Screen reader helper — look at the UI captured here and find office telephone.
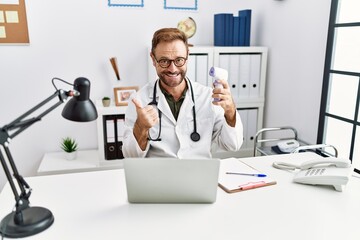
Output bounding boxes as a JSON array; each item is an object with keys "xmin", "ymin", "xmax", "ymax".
[
  {"xmin": 277, "ymin": 139, "xmax": 300, "ymax": 153},
  {"xmin": 273, "ymin": 158, "xmax": 352, "ymax": 192}
]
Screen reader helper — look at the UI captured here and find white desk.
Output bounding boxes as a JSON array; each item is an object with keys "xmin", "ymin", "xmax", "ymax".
[{"xmin": 1, "ymin": 153, "xmax": 359, "ymax": 240}]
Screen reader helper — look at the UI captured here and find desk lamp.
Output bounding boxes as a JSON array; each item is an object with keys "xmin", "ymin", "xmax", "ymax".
[{"xmin": 0, "ymin": 77, "xmax": 98, "ymax": 238}]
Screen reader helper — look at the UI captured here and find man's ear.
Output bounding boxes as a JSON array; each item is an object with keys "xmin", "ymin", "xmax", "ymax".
[{"xmin": 150, "ymin": 52, "xmax": 156, "ymax": 67}]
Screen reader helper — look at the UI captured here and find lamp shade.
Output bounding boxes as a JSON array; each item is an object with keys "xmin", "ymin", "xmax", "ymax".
[{"xmin": 62, "ymin": 77, "xmax": 98, "ymax": 122}]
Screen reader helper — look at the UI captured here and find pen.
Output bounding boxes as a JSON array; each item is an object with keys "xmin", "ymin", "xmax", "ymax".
[{"xmin": 226, "ymin": 172, "xmax": 267, "ymax": 177}]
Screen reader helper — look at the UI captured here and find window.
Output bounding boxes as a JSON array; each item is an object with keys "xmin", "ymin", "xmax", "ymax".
[{"xmin": 318, "ymin": 0, "xmax": 360, "ymax": 169}]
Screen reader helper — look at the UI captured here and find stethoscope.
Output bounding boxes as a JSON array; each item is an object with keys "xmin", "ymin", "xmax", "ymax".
[{"xmin": 147, "ymin": 78, "xmax": 200, "ymax": 142}]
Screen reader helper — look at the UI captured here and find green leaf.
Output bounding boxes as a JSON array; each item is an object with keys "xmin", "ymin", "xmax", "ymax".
[{"xmin": 61, "ymin": 137, "xmax": 78, "ymax": 153}]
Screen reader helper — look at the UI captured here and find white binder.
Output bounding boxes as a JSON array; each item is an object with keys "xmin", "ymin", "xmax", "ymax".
[
  {"xmin": 246, "ymin": 108, "xmax": 258, "ymax": 149},
  {"xmin": 249, "ymin": 54, "xmax": 261, "ymax": 98},
  {"xmin": 238, "ymin": 54, "xmax": 251, "ymax": 98},
  {"xmin": 187, "ymin": 54, "xmax": 196, "ymax": 81},
  {"xmin": 196, "ymin": 54, "xmax": 209, "ymax": 86},
  {"xmin": 229, "ymin": 54, "xmax": 240, "ymax": 99},
  {"xmin": 237, "ymin": 109, "xmax": 248, "ymax": 148}
]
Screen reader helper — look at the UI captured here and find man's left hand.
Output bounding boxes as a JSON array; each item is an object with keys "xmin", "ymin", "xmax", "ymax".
[{"xmin": 212, "ymin": 79, "xmax": 236, "ymax": 127}]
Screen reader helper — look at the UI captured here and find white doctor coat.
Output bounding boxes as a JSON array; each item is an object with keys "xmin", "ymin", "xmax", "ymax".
[{"xmin": 122, "ymin": 79, "xmax": 243, "ymax": 158}]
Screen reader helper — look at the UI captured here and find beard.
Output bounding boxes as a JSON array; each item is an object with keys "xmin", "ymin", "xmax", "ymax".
[{"xmin": 158, "ymin": 69, "xmax": 187, "ymax": 88}]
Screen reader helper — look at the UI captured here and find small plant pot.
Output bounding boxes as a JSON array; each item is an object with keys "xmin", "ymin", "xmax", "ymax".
[
  {"xmin": 65, "ymin": 151, "xmax": 77, "ymax": 161},
  {"xmin": 102, "ymin": 99, "xmax": 111, "ymax": 107}
]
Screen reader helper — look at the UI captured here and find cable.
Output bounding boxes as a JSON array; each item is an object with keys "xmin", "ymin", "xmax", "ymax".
[{"xmin": 51, "ymin": 77, "xmax": 73, "ymax": 91}]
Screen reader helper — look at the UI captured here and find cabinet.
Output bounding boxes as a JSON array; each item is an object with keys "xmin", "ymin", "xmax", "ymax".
[{"xmin": 149, "ymin": 46, "xmax": 268, "ymax": 158}]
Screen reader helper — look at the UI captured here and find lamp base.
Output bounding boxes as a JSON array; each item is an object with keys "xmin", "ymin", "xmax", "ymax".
[{"xmin": 0, "ymin": 206, "xmax": 54, "ymax": 238}]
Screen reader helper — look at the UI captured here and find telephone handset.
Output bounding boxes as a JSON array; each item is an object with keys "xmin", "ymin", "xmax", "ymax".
[
  {"xmin": 298, "ymin": 158, "xmax": 351, "ymax": 170},
  {"xmin": 273, "ymin": 158, "xmax": 352, "ymax": 192}
]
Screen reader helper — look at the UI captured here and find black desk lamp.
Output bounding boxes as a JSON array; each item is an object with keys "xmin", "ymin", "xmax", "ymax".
[{"xmin": 0, "ymin": 77, "xmax": 98, "ymax": 238}]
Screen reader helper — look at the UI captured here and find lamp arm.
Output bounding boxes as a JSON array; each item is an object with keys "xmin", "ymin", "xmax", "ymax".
[
  {"xmin": 0, "ymin": 89, "xmax": 69, "ymax": 223},
  {"xmin": 3, "ymin": 90, "xmax": 68, "ymax": 137}
]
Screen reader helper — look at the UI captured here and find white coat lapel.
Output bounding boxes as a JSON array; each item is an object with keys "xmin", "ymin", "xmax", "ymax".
[
  {"xmin": 155, "ymin": 84, "xmax": 177, "ymax": 125},
  {"xmin": 177, "ymin": 80, "xmax": 195, "ymax": 121}
]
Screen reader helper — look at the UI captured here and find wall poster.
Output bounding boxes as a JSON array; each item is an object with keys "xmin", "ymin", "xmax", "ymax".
[
  {"xmin": 0, "ymin": 0, "xmax": 29, "ymax": 44},
  {"xmin": 108, "ymin": 0, "xmax": 144, "ymax": 8},
  {"xmin": 164, "ymin": 0, "xmax": 198, "ymax": 10}
]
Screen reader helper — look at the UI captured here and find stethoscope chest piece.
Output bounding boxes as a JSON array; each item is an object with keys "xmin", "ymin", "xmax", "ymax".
[{"xmin": 190, "ymin": 132, "xmax": 200, "ymax": 142}]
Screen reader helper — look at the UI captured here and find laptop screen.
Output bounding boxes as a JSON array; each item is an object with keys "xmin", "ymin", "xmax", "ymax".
[{"xmin": 123, "ymin": 158, "xmax": 220, "ymax": 203}]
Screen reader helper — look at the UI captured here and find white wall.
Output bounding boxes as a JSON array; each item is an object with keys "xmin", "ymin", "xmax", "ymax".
[{"xmin": 0, "ymin": 0, "xmax": 331, "ymax": 190}]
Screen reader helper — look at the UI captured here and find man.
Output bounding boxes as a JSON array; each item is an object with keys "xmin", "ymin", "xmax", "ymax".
[{"xmin": 123, "ymin": 28, "xmax": 243, "ymax": 158}]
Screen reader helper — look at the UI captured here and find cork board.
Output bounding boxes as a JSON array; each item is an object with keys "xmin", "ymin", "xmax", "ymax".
[{"xmin": 0, "ymin": 0, "xmax": 29, "ymax": 44}]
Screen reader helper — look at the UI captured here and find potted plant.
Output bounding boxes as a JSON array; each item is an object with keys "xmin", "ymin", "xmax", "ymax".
[
  {"xmin": 61, "ymin": 137, "xmax": 78, "ymax": 160},
  {"xmin": 102, "ymin": 97, "xmax": 111, "ymax": 107}
]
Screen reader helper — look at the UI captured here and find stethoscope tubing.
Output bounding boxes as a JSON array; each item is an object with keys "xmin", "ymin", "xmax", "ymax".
[{"xmin": 147, "ymin": 78, "xmax": 200, "ymax": 142}]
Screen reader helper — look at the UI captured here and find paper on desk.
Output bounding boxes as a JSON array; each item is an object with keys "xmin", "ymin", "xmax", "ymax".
[{"xmin": 218, "ymin": 158, "xmax": 276, "ymax": 193}]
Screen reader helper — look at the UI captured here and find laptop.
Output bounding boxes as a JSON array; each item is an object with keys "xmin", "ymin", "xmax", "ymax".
[{"xmin": 123, "ymin": 158, "xmax": 220, "ymax": 203}]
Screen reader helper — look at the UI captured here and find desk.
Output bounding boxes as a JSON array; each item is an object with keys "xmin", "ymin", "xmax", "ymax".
[{"xmin": 1, "ymin": 152, "xmax": 359, "ymax": 240}]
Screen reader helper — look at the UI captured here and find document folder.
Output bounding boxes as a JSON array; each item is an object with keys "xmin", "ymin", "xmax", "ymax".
[
  {"xmin": 103, "ymin": 114, "xmax": 125, "ymax": 160},
  {"xmin": 218, "ymin": 158, "xmax": 276, "ymax": 193}
]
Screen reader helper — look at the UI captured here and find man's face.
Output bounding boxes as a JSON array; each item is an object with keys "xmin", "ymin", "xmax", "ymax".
[{"xmin": 151, "ymin": 40, "xmax": 188, "ymax": 88}]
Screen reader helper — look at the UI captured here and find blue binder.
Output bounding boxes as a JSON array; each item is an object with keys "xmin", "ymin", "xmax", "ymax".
[
  {"xmin": 214, "ymin": 13, "xmax": 233, "ymax": 46},
  {"xmin": 214, "ymin": 14, "xmax": 226, "ymax": 46},
  {"xmin": 224, "ymin": 13, "xmax": 234, "ymax": 46},
  {"xmin": 233, "ymin": 16, "xmax": 240, "ymax": 46},
  {"xmin": 239, "ymin": 9, "xmax": 252, "ymax": 46}
]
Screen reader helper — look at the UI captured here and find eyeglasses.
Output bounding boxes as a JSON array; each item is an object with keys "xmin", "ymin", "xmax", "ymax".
[{"xmin": 154, "ymin": 56, "xmax": 188, "ymax": 68}]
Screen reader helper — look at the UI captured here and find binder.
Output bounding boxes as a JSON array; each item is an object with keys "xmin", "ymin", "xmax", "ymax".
[
  {"xmin": 218, "ymin": 53, "xmax": 230, "ymax": 71},
  {"xmin": 218, "ymin": 158, "xmax": 276, "ymax": 193},
  {"xmin": 239, "ymin": 9, "xmax": 252, "ymax": 46},
  {"xmin": 232, "ymin": 16, "xmax": 240, "ymax": 46},
  {"xmin": 195, "ymin": 54, "xmax": 209, "ymax": 87},
  {"xmin": 116, "ymin": 116, "xmax": 125, "ymax": 159},
  {"xmin": 103, "ymin": 115, "xmax": 117, "ymax": 160},
  {"xmin": 246, "ymin": 108, "xmax": 258, "ymax": 149},
  {"xmin": 103, "ymin": 114, "xmax": 125, "ymax": 160},
  {"xmin": 214, "ymin": 14, "xmax": 226, "ymax": 46},
  {"xmin": 249, "ymin": 54, "xmax": 261, "ymax": 98},
  {"xmin": 237, "ymin": 109, "xmax": 248, "ymax": 148},
  {"xmin": 237, "ymin": 108, "xmax": 258, "ymax": 149},
  {"xmin": 229, "ymin": 54, "xmax": 240, "ymax": 99},
  {"xmin": 238, "ymin": 15, "xmax": 246, "ymax": 46},
  {"xmin": 238, "ymin": 54, "xmax": 251, "ymax": 98},
  {"xmin": 187, "ymin": 54, "xmax": 196, "ymax": 82},
  {"xmin": 224, "ymin": 13, "xmax": 234, "ymax": 46}
]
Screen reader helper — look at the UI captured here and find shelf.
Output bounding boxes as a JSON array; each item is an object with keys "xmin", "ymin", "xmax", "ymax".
[{"xmin": 37, "ymin": 149, "xmax": 123, "ymax": 176}]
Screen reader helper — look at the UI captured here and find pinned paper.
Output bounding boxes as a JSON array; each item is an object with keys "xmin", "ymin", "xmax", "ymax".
[
  {"xmin": 0, "ymin": 11, "xmax": 4, "ymax": 23},
  {"xmin": 0, "ymin": 0, "xmax": 19, "ymax": 4},
  {"xmin": 0, "ymin": 26, "xmax": 6, "ymax": 38},
  {"xmin": 5, "ymin": 11, "xmax": 19, "ymax": 23}
]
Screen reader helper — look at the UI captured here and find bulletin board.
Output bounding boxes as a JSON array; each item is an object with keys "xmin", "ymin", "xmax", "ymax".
[{"xmin": 0, "ymin": 0, "xmax": 29, "ymax": 44}]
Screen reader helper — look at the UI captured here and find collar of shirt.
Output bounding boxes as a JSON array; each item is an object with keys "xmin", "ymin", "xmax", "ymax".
[{"xmin": 159, "ymin": 82, "xmax": 187, "ymax": 121}]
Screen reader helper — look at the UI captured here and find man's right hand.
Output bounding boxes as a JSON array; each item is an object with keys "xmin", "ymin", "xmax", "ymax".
[
  {"xmin": 132, "ymin": 98, "xmax": 159, "ymax": 129},
  {"xmin": 132, "ymin": 98, "xmax": 159, "ymax": 150}
]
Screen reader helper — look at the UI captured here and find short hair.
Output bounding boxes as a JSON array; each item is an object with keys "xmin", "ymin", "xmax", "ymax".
[{"xmin": 151, "ymin": 28, "xmax": 189, "ymax": 54}]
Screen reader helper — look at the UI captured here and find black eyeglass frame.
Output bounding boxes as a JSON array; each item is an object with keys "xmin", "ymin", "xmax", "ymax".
[{"xmin": 153, "ymin": 56, "xmax": 188, "ymax": 68}]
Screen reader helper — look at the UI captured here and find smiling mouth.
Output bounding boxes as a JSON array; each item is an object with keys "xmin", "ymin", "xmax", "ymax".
[{"xmin": 164, "ymin": 72, "xmax": 180, "ymax": 78}]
